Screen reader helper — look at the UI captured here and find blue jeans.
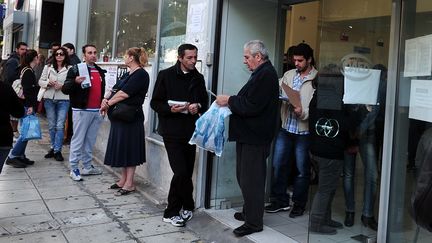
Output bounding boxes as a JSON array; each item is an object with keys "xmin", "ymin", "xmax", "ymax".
[
  {"xmin": 343, "ymin": 133, "xmax": 378, "ymax": 217},
  {"xmin": 44, "ymin": 99, "xmax": 70, "ymax": 152},
  {"xmin": 270, "ymin": 129, "xmax": 311, "ymax": 207},
  {"xmin": 10, "ymin": 109, "xmax": 33, "ymax": 159}
]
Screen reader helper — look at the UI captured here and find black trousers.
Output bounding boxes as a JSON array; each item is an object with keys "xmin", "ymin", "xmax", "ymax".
[
  {"xmin": 163, "ymin": 139, "xmax": 196, "ymax": 218},
  {"xmin": 236, "ymin": 142, "xmax": 270, "ymax": 230}
]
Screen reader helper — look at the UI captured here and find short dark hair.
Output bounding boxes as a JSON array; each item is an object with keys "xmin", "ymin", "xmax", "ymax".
[
  {"xmin": 293, "ymin": 43, "xmax": 314, "ymax": 64},
  {"xmin": 82, "ymin": 44, "xmax": 97, "ymax": 54},
  {"xmin": 62, "ymin": 43, "xmax": 76, "ymax": 51},
  {"xmin": 16, "ymin": 42, "xmax": 27, "ymax": 49},
  {"xmin": 20, "ymin": 49, "xmax": 38, "ymax": 68},
  {"xmin": 178, "ymin": 44, "xmax": 197, "ymax": 58},
  {"xmin": 50, "ymin": 42, "xmax": 61, "ymax": 48}
]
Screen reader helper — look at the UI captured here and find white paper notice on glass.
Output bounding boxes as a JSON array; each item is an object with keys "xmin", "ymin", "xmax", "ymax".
[
  {"xmin": 409, "ymin": 79, "xmax": 432, "ymax": 123},
  {"xmin": 343, "ymin": 67, "xmax": 381, "ymax": 105},
  {"xmin": 189, "ymin": 3, "xmax": 204, "ymax": 33},
  {"xmin": 77, "ymin": 63, "xmax": 91, "ymax": 89},
  {"xmin": 404, "ymin": 35, "xmax": 432, "ymax": 77}
]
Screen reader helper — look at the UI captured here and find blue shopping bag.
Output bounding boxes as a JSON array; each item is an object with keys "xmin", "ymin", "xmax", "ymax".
[{"xmin": 20, "ymin": 115, "xmax": 42, "ymax": 141}]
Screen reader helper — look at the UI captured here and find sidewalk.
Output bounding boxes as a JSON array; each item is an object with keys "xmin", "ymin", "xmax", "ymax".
[{"xmin": 0, "ymin": 118, "xmax": 255, "ymax": 243}]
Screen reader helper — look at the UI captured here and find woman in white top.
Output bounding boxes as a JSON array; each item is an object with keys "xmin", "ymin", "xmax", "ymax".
[{"xmin": 38, "ymin": 47, "xmax": 71, "ymax": 161}]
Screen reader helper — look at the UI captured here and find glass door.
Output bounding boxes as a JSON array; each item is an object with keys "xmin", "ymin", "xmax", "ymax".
[
  {"xmin": 309, "ymin": 0, "xmax": 392, "ymax": 242},
  {"xmin": 386, "ymin": 0, "xmax": 432, "ymax": 242},
  {"xmin": 210, "ymin": 0, "xmax": 280, "ymax": 209}
]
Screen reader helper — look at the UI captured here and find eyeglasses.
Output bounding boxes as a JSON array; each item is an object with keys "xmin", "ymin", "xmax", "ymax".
[{"xmin": 55, "ymin": 52, "xmax": 65, "ymax": 56}]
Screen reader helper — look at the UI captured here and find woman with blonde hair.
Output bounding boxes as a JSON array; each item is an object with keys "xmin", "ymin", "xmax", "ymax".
[{"xmin": 100, "ymin": 47, "xmax": 149, "ymax": 196}]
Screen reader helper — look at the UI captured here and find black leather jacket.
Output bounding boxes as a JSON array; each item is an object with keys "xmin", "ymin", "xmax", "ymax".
[{"xmin": 62, "ymin": 63, "xmax": 106, "ymax": 109}]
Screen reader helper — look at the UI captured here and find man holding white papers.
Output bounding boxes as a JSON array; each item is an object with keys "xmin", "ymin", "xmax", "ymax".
[
  {"xmin": 265, "ymin": 43, "xmax": 317, "ymax": 219},
  {"xmin": 62, "ymin": 44, "xmax": 106, "ymax": 181},
  {"xmin": 150, "ymin": 44, "xmax": 208, "ymax": 227}
]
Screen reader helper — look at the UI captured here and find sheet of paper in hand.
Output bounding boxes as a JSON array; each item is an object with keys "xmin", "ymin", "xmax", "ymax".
[
  {"xmin": 77, "ymin": 63, "xmax": 92, "ymax": 88},
  {"xmin": 168, "ymin": 100, "xmax": 188, "ymax": 106},
  {"xmin": 281, "ymin": 82, "xmax": 301, "ymax": 108}
]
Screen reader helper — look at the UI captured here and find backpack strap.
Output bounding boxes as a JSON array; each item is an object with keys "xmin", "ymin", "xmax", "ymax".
[{"xmin": 20, "ymin": 67, "xmax": 31, "ymax": 79}]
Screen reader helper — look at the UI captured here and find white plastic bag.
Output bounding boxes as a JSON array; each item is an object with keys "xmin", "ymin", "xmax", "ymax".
[{"xmin": 189, "ymin": 101, "xmax": 231, "ymax": 156}]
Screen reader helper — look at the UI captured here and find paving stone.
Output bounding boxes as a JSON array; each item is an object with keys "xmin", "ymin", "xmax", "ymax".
[
  {"xmin": 95, "ymin": 193, "xmax": 143, "ymax": 207},
  {"xmin": 38, "ymin": 185, "xmax": 88, "ymax": 199},
  {"xmin": 0, "ymin": 214, "xmax": 60, "ymax": 235},
  {"xmin": 27, "ymin": 168, "xmax": 69, "ymax": 179},
  {"xmin": 0, "ymin": 230, "xmax": 67, "ymax": 243},
  {"xmin": 85, "ymin": 182, "xmax": 118, "ymax": 195},
  {"xmin": 0, "ymin": 188, "xmax": 41, "ymax": 203},
  {"xmin": 140, "ymin": 231, "xmax": 199, "ymax": 243},
  {"xmin": 124, "ymin": 216, "xmax": 182, "ymax": 238},
  {"xmin": 62, "ymin": 222, "xmax": 132, "ymax": 243},
  {"xmin": 53, "ymin": 208, "xmax": 112, "ymax": 228},
  {"xmin": 80, "ymin": 174, "xmax": 118, "ymax": 185},
  {"xmin": 32, "ymin": 175, "xmax": 75, "ymax": 188},
  {"xmin": 0, "ymin": 200, "xmax": 48, "ymax": 218},
  {"xmin": 107, "ymin": 203, "xmax": 158, "ymax": 220},
  {"xmin": 0, "ymin": 180, "xmax": 34, "ymax": 191},
  {"xmin": 45, "ymin": 196, "xmax": 98, "ymax": 213},
  {"xmin": 0, "ymin": 170, "xmax": 29, "ymax": 180}
]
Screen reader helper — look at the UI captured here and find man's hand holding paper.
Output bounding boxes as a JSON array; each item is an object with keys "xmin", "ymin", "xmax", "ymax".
[{"xmin": 281, "ymin": 82, "xmax": 301, "ymax": 109}]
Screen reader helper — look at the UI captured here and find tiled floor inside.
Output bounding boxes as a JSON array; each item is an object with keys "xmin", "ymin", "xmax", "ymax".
[{"xmin": 208, "ymin": 164, "xmax": 432, "ymax": 243}]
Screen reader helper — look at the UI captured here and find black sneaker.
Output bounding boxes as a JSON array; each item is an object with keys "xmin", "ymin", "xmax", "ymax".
[
  {"xmin": 54, "ymin": 152, "xmax": 64, "ymax": 161},
  {"xmin": 44, "ymin": 149, "xmax": 55, "ymax": 158},
  {"xmin": 289, "ymin": 205, "xmax": 305, "ymax": 218},
  {"xmin": 21, "ymin": 157, "xmax": 35, "ymax": 165},
  {"xmin": 265, "ymin": 203, "xmax": 291, "ymax": 213},
  {"xmin": 5, "ymin": 157, "xmax": 27, "ymax": 168}
]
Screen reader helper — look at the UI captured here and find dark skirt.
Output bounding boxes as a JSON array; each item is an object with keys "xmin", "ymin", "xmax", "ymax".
[{"xmin": 104, "ymin": 119, "xmax": 146, "ymax": 167}]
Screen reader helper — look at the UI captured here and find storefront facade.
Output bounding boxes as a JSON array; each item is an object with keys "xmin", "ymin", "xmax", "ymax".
[{"xmin": 3, "ymin": 0, "xmax": 432, "ymax": 242}]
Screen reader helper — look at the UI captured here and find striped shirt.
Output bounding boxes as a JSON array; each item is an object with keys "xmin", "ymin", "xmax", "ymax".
[{"xmin": 284, "ymin": 70, "xmax": 312, "ymax": 135}]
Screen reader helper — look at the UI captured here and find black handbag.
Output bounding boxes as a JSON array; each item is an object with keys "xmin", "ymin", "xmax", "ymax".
[
  {"xmin": 109, "ymin": 102, "xmax": 139, "ymax": 122},
  {"xmin": 107, "ymin": 72, "xmax": 139, "ymax": 122}
]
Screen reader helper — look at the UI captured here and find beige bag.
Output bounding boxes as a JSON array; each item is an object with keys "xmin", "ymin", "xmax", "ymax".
[{"xmin": 37, "ymin": 87, "xmax": 46, "ymax": 102}]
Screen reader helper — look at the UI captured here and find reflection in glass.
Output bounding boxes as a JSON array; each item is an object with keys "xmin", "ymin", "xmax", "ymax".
[
  {"xmin": 88, "ymin": 0, "xmax": 116, "ymax": 58},
  {"xmin": 158, "ymin": 0, "xmax": 188, "ymax": 71},
  {"xmin": 116, "ymin": 0, "xmax": 158, "ymax": 60}
]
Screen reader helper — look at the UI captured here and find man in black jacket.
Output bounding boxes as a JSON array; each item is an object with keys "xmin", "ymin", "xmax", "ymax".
[
  {"xmin": 62, "ymin": 44, "xmax": 106, "ymax": 181},
  {"xmin": 4, "ymin": 42, "xmax": 27, "ymax": 84},
  {"xmin": 216, "ymin": 40, "xmax": 279, "ymax": 237},
  {"xmin": 151, "ymin": 44, "xmax": 208, "ymax": 227}
]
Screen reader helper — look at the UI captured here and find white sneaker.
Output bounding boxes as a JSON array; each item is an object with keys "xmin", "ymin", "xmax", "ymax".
[
  {"xmin": 162, "ymin": 216, "xmax": 185, "ymax": 227},
  {"xmin": 81, "ymin": 165, "xmax": 102, "ymax": 176},
  {"xmin": 181, "ymin": 210, "xmax": 193, "ymax": 221},
  {"xmin": 70, "ymin": 169, "xmax": 82, "ymax": 181}
]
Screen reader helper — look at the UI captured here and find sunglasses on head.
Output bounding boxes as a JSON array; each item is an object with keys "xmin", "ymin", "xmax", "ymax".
[{"xmin": 55, "ymin": 52, "xmax": 65, "ymax": 56}]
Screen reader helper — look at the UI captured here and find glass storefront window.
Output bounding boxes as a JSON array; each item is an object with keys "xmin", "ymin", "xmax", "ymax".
[
  {"xmin": 88, "ymin": 0, "xmax": 158, "ymax": 62},
  {"xmin": 388, "ymin": 1, "xmax": 432, "ymax": 242},
  {"xmin": 116, "ymin": 0, "xmax": 158, "ymax": 60},
  {"xmin": 88, "ymin": 0, "xmax": 115, "ymax": 58},
  {"xmin": 152, "ymin": 0, "xmax": 188, "ymax": 134},
  {"xmin": 307, "ymin": 0, "xmax": 392, "ymax": 241},
  {"xmin": 158, "ymin": 0, "xmax": 188, "ymax": 71}
]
